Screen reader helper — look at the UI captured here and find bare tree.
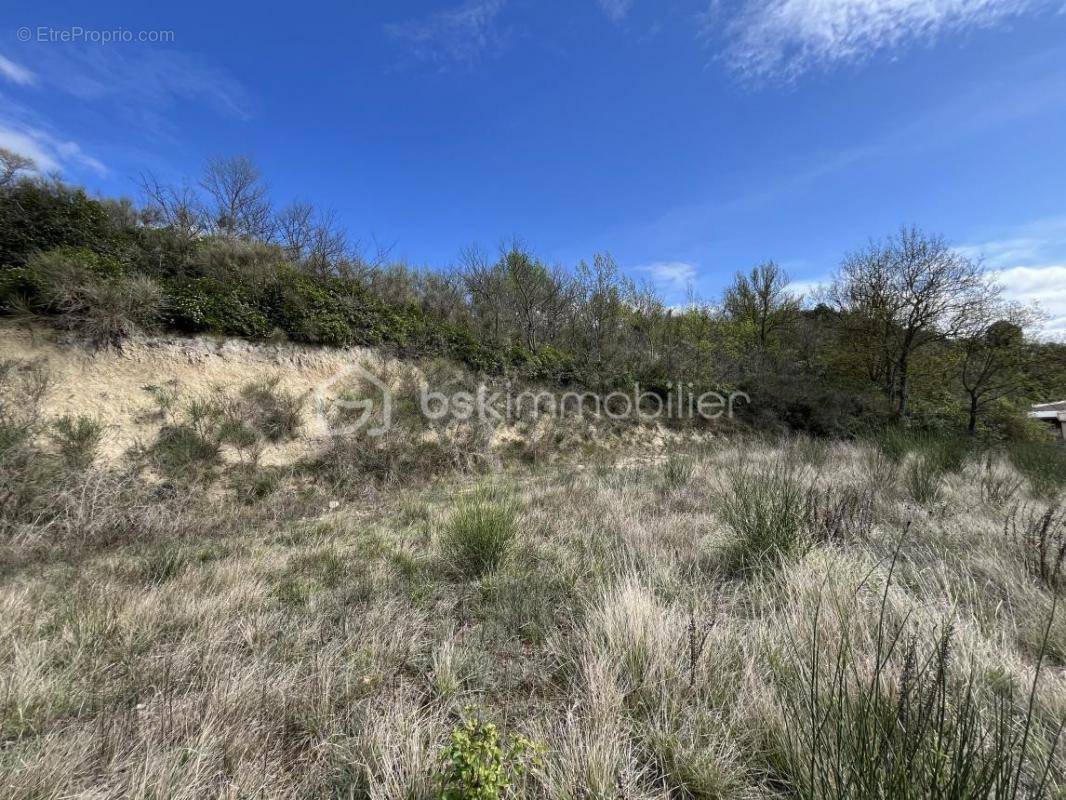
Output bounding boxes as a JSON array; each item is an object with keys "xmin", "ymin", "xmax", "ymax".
[
  {"xmin": 723, "ymin": 261, "xmax": 800, "ymax": 351},
  {"xmin": 199, "ymin": 155, "xmax": 272, "ymax": 239},
  {"xmin": 138, "ymin": 173, "xmax": 206, "ymax": 241},
  {"xmin": 959, "ymin": 302, "xmax": 1040, "ymax": 434},
  {"xmin": 460, "ymin": 244, "xmax": 507, "ymax": 345},
  {"xmin": 829, "ymin": 227, "xmax": 995, "ymax": 416},
  {"xmin": 274, "ymin": 201, "xmax": 350, "ymax": 274},
  {"xmin": 0, "ymin": 147, "xmax": 35, "ymax": 187},
  {"xmin": 275, "ymin": 201, "xmax": 315, "ymax": 262}
]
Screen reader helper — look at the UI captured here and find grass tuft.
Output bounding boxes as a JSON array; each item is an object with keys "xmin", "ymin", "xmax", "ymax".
[{"xmin": 439, "ymin": 488, "xmax": 518, "ymax": 578}]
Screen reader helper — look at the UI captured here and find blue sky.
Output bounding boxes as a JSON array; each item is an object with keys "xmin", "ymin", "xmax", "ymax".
[{"xmin": 2, "ymin": 0, "xmax": 1066, "ymax": 336}]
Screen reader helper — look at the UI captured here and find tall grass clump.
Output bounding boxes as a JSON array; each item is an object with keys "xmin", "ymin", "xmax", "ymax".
[
  {"xmin": 719, "ymin": 459, "xmax": 808, "ymax": 575},
  {"xmin": 439, "ymin": 488, "xmax": 518, "ymax": 578},
  {"xmin": 1008, "ymin": 442, "xmax": 1066, "ymax": 499},
  {"xmin": 1006, "ymin": 503, "xmax": 1066, "ymax": 593},
  {"xmin": 905, "ymin": 454, "xmax": 946, "ymax": 504},
  {"xmin": 777, "ymin": 547, "xmax": 1063, "ymax": 799},
  {"xmin": 662, "ymin": 454, "xmax": 695, "ymax": 491}
]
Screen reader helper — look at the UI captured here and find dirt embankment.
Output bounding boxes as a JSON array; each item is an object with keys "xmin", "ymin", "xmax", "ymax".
[{"xmin": 0, "ymin": 321, "xmax": 372, "ymax": 463}]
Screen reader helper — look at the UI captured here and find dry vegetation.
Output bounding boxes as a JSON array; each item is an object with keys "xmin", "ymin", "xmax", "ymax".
[{"xmin": 2, "ymin": 354, "xmax": 1066, "ymax": 799}]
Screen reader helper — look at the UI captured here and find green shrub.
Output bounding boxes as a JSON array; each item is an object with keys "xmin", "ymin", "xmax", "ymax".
[
  {"xmin": 164, "ymin": 277, "xmax": 272, "ymax": 338},
  {"xmin": 150, "ymin": 423, "xmax": 222, "ymax": 476},
  {"xmin": 439, "ymin": 489, "xmax": 518, "ymax": 578},
  {"xmin": 0, "ymin": 181, "xmax": 118, "ymax": 268},
  {"xmin": 719, "ymin": 460, "xmax": 808, "ymax": 575},
  {"xmin": 438, "ymin": 709, "xmax": 539, "ymax": 800},
  {"xmin": 18, "ymin": 248, "xmax": 162, "ymax": 346},
  {"xmin": 49, "ymin": 414, "xmax": 104, "ymax": 470}
]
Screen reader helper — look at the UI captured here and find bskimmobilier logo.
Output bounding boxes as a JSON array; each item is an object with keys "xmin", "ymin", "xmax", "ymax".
[
  {"xmin": 315, "ymin": 362, "xmax": 393, "ymax": 437},
  {"xmin": 315, "ymin": 361, "xmax": 749, "ymax": 438}
]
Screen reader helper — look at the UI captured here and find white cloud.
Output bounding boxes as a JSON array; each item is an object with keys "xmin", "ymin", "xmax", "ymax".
[
  {"xmin": 0, "ymin": 124, "xmax": 106, "ymax": 176},
  {"xmin": 597, "ymin": 0, "xmax": 635, "ymax": 22},
  {"xmin": 386, "ymin": 0, "xmax": 509, "ymax": 68},
  {"xmin": 712, "ymin": 0, "xmax": 1051, "ymax": 81},
  {"xmin": 787, "ymin": 275, "xmax": 831, "ymax": 300},
  {"xmin": 995, "ymin": 264, "xmax": 1066, "ymax": 341},
  {"xmin": 641, "ymin": 261, "xmax": 698, "ymax": 291},
  {"xmin": 0, "ymin": 53, "xmax": 36, "ymax": 87}
]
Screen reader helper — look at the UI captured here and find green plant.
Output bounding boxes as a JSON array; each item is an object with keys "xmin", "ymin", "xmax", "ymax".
[
  {"xmin": 438, "ymin": 709, "xmax": 539, "ymax": 800},
  {"xmin": 49, "ymin": 414, "xmax": 104, "ymax": 470},
  {"xmin": 719, "ymin": 460, "xmax": 808, "ymax": 575},
  {"xmin": 439, "ymin": 489, "xmax": 518, "ymax": 578},
  {"xmin": 776, "ymin": 542, "xmax": 1063, "ymax": 800},
  {"xmin": 662, "ymin": 454, "xmax": 694, "ymax": 490},
  {"xmin": 905, "ymin": 454, "xmax": 945, "ymax": 504},
  {"xmin": 1008, "ymin": 442, "xmax": 1066, "ymax": 499}
]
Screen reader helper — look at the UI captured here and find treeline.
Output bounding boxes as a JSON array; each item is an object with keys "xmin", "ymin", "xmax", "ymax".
[{"xmin": 0, "ymin": 149, "xmax": 1063, "ymax": 438}]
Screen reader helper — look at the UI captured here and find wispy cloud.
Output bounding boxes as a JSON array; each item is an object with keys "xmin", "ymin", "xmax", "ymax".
[
  {"xmin": 0, "ymin": 53, "xmax": 36, "ymax": 87},
  {"xmin": 0, "ymin": 123, "xmax": 106, "ymax": 176},
  {"xmin": 35, "ymin": 47, "xmax": 250, "ymax": 125},
  {"xmin": 709, "ymin": 0, "xmax": 1052, "ymax": 81},
  {"xmin": 640, "ymin": 261, "xmax": 698, "ymax": 293},
  {"xmin": 597, "ymin": 0, "xmax": 635, "ymax": 22},
  {"xmin": 996, "ymin": 265, "xmax": 1066, "ymax": 341},
  {"xmin": 386, "ymin": 0, "xmax": 510, "ymax": 69}
]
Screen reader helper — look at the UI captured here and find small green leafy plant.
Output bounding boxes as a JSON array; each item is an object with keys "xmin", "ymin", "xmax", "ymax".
[{"xmin": 438, "ymin": 709, "xmax": 540, "ymax": 800}]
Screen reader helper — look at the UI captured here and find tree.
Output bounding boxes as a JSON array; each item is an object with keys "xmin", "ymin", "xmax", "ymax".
[
  {"xmin": 199, "ymin": 156, "xmax": 272, "ymax": 240},
  {"xmin": 722, "ymin": 261, "xmax": 799, "ymax": 351},
  {"xmin": 958, "ymin": 303, "xmax": 1039, "ymax": 434},
  {"xmin": 829, "ymin": 227, "xmax": 995, "ymax": 416},
  {"xmin": 0, "ymin": 148, "xmax": 35, "ymax": 188},
  {"xmin": 275, "ymin": 201, "xmax": 350, "ymax": 275},
  {"xmin": 461, "ymin": 242, "xmax": 573, "ymax": 353}
]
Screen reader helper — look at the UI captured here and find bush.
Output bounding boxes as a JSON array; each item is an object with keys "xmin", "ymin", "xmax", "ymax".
[
  {"xmin": 438, "ymin": 709, "xmax": 538, "ymax": 800},
  {"xmin": 164, "ymin": 276, "xmax": 272, "ymax": 338},
  {"xmin": 439, "ymin": 489, "xmax": 518, "ymax": 578},
  {"xmin": 49, "ymin": 414, "xmax": 104, "ymax": 470},
  {"xmin": 0, "ymin": 180, "xmax": 119, "ymax": 268},
  {"xmin": 237, "ymin": 377, "xmax": 304, "ymax": 443},
  {"xmin": 21, "ymin": 248, "xmax": 162, "ymax": 346},
  {"xmin": 718, "ymin": 459, "xmax": 808, "ymax": 575}
]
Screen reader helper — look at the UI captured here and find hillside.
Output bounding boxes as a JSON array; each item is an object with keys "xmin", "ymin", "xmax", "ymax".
[{"xmin": 3, "ymin": 327, "xmax": 1066, "ymax": 798}]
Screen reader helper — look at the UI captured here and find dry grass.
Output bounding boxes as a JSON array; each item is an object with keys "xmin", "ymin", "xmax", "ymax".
[{"xmin": 2, "ymin": 361, "xmax": 1065, "ymax": 797}]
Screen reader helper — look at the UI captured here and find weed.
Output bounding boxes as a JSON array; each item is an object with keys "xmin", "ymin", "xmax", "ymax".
[{"xmin": 438, "ymin": 709, "xmax": 539, "ymax": 800}]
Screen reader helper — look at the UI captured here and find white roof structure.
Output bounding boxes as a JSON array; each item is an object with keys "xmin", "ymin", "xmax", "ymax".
[{"xmin": 1030, "ymin": 401, "xmax": 1066, "ymax": 420}]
